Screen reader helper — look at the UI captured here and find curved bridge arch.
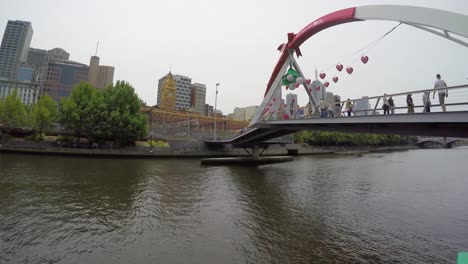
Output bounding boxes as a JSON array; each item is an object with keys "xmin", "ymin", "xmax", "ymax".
[
  {"xmin": 264, "ymin": 5, "xmax": 468, "ymax": 96},
  {"xmin": 249, "ymin": 5, "xmax": 468, "ymax": 126}
]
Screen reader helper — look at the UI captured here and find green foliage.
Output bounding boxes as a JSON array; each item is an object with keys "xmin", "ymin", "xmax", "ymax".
[
  {"xmin": 0, "ymin": 89, "xmax": 27, "ymax": 133},
  {"xmin": 31, "ymin": 94, "xmax": 58, "ymax": 134},
  {"xmin": 25, "ymin": 133, "xmax": 46, "ymax": 142},
  {"xmin": 102, "ymin": 81, "xmax": 148, "ymax": 146},
  {"xmin": 56, "ymin": 135, "xmax": 75, "ymax": 144},
  {"xmin": 58, "ymin": 81, "xmax": 147, "ymax": 147},
  {"xmin": 294, "ymin": 131, "xmax": 412, "ymax": 146},
  {"xmin": 148, "ymin": 139, "xmax": 169, "ymax": 148},
  {"xmin": 59, "ymin": 82, "xmax": 97, "ymax": 139}
]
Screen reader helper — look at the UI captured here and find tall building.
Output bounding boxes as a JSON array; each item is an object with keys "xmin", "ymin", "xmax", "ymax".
[
  {"xmin": 286, "ymin": 93, "xmax": 298, "ymax": 118},
  {"xmin": 311, "ymin": 80, "xmax": 326, "ymax": 103},
  {"xmin": 40, "ymin": 60, "xmax": 89, "ymax": 101},
  {"xmin": 47, "ymin": 48, "xmax": 69, "ymax": 61},
  {"xmin": 16, "ymin": 64, "xmax": 33, "ymax": 82},
  {"xmin": 0, "ymin": 79, "xmax": 39, "ymax": 105},
  {"xmin": 354, "ymin": 96, "xmax": 372, "ymax": 116},
  {"xmin": 204, "ymin": 104, "xmax": 214, "ymax": 116},
  {"xmin": 191, "ymin": 83, "xmax": 206, "ymax": 114},
  {"xmin": 27, "ymin": 48, "xmax": 48, "ymax": 81},
  {"xmin": 157, "ymin": 73, "xmax": 192, "ymax": 110},
  {"xmin": 0, "ymin": 20, "xmax": 33, "ymax": 80},
  {"xmin": 87, "ymin": 56, "xmax": 114, "ymax": 88},
  {"xmin": 157, "ymin": 72, "xmax": 176, "ymax": 110}
]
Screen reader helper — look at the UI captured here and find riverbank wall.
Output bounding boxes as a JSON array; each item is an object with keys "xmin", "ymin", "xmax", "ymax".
[{"xmin": 0, "ymin": 139, "xmax": 420, "ymax": 158}]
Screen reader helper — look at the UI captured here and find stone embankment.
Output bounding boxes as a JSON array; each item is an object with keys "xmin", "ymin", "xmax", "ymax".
[{"xmin": 0, "ymin": 139, "xmax": 419, "ymax": 158}]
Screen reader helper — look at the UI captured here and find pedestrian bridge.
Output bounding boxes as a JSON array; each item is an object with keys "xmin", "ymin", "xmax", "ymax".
[{"xmin": 206, "ymin": 5, "xmax": 468, "ymax": 150}]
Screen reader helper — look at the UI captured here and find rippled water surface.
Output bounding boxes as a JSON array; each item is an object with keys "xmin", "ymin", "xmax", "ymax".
[{"xmin": 1, "ymin": 148, "xmax": 468, "ymax": 263}]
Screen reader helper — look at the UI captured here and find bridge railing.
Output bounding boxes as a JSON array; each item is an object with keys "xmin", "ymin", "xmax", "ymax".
[
  {"xmin": 258, "ymin": 84, "xmax": 468, "ymax": 121},
  {"xmin": 338, "ymin": 84, "xmax": 468, "ymax": 117}
]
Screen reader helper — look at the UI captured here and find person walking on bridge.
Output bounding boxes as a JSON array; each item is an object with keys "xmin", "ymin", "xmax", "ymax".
[
  {"xmin": 388, "ymin": 96, "xmax": 395, "ymax": 114},
  {"xmin": 319, "ymin": 99, "xmax": 328, "ymax": 118},
  {"xmin": 433, "ymin": 74, "xmax": 448, "ymax": 112},
  {"xmin": 382, "ymin": 93, "xmax": 390, "ymax": 115},
  {"xmin": 407, "ymin": 94, "xmax": 414, "ymax": 113},
  {"xmin": 345, "ymin": 99, "xmax": 354, "ymax": 117}
]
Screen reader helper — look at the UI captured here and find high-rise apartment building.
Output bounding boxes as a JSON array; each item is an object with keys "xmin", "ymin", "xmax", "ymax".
[
  {"xmin": 157, "ymin": 72, "xmax": 176, "ymax": 110},
  {"xmin": 191, "ymin": 83, "xmax": 206, "ymax": 114},
  {"xmin": 87, "ymin": 56, "xmax": 114, "ymax": 88},
  {"xmin": 0, "ymin": 79, "xmax": 39, "ymax": 105},
  {"xmin": 0, "ymin": 20, "xmax": 33, "ymax": 80},
  {"xmin": 157, "ymin": 73, "xmax": 192, "ymax": 110},
  {"xmin": 40, "ymin": 60, "xmax": 89, "ymax": 101}
]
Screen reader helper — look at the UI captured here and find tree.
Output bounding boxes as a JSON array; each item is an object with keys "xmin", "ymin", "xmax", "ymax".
[
  {"xmin": 30, "ymin": 94, "xmax": 58, "ymax": 135},
  {"xmin": 0, "ymin": 89, "xmax": 27, "ymax": 134},
  {"xmin": 102, "ymin": 81, "xmax": 147, "ymax": 146},
  {"xmin": 59, "ymin": 82, "xmax": 98, "ymax": 140}
]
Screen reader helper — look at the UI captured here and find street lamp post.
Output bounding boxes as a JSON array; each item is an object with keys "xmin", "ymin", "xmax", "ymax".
[
  {"xmin": 213, "ymin": 83, "xmax": 220, "ymax": 140},
  {"xmin": 150, "ymin": 131, "xmax": 153, "ymax": 152}
]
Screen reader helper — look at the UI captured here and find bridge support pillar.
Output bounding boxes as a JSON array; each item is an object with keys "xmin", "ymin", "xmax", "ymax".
[{"xmin": 252, "ymin": 145, "xmax": 260, "ymax": 160}]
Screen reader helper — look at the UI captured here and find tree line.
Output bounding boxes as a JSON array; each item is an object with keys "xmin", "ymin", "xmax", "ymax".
[{"xmin": 0, "ymin": 81, "xmax": 147, "ymax": 147}]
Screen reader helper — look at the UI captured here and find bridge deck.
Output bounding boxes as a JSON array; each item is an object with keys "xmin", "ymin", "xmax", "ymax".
[{"xmin": 206, "ymin": 111, "xmax": 468, "ymax": 146}]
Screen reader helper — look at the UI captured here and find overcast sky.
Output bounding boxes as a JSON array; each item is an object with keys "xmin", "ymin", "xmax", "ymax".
[{"xmin": 1, "ymin": 0, "xmax": 467, "ymax": 114}]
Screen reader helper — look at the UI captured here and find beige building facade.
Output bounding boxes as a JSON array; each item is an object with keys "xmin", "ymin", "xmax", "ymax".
[{"xmin": 231, "ymin": 105, "xmax": 258, "ymax": 121}]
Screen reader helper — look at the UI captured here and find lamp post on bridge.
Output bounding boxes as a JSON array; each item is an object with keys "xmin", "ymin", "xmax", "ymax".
[{"xmin": 213, "ymin": 83, "xmax": 220, "ymax": 140}]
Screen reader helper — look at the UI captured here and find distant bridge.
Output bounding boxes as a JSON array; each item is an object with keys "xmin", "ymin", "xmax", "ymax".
[{"xmin": 417, "ymin": 137, "xmax": 466, "ymax": 148}]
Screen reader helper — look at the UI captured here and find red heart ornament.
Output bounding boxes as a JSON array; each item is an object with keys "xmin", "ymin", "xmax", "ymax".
[
  {"xmin": 346, "ymin": 67, "xmax": 353, "ymax": 74},
  {"xmin": 295, "ymin": 83, "xmax": 300, "ymax": 88},
  {"xmin": 308, "ymin": 88, "xmax": 312, "ymax": 93},
  {"xmin": 336, "ymin": 64, "xmax": 343, "ymax": 71},
  {"xmin": 324, "ymin": 81, "xmax": 330, "ymax": 87},
  {"xmin": 305, "ymin": 79, "xmax": 312, "ymax": 85},
  {"xmin": 315, "ymin": 86, "xmax": 320, "ymax": 91},
  {"xmin": 319, "ymin": 73, "xmax": 326, "ymax": 79},
  {"xmin": 333, "ymin": 76, "xmax": 339, "ymax": 83},
  {"xmin": 361, "ymin": 55, "xmax": 369, "ymax": 64}
]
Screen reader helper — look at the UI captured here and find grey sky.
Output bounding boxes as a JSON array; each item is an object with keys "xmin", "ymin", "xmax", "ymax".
[{"xmin": 1, "ymin": 0, "xmax": 467, "ymax": 114}]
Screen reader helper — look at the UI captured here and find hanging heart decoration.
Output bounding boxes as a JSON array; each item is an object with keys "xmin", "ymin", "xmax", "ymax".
[
  {"xmin": 315, "ymin": 86, "xmax": 320, "ymax": 91},
  {"xmin": 361, "ymin": 55, "xmax": 369, "ymax": 64},
  {"xmin": 324, "ymin": 81, "xmax": 330, "ymax": 87},
  {"xmin": 346, "ymin": 67, "xmax": 353, "ymax": 74},
  {"xmin": 336, "ymin": 64, "xmax": 343, "ymax": 72},
  {"xmin": 305, "ymin": 79, "xmax": 311, "ymax": 85},
  {"xmin": 333, "ymin": 76, "xmax": 339, "ymax": 83},
  {"xmin": 319, "ymin": 73, "xmax": 326, "ymax": 79}
]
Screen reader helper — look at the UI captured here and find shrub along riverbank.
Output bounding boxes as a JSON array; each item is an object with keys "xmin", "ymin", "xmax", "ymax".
[{"xmin": 294, "ymin": 131, "xmax": 416, "ymax": 146}]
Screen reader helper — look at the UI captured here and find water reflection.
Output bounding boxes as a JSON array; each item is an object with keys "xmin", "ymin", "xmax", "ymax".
[{"xmin": 1, "ymin": 149, "xmax": 468, "ymax": 263}]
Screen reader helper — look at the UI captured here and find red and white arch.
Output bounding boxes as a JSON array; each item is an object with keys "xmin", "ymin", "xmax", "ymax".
[{"xmin": 249, "ymin": 5, "xmax": 468, "ymax": 126}]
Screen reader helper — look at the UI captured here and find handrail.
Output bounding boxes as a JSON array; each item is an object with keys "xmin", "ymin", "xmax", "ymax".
[{"xmin": 337, "ymin": 84, "xmax": 468, "ymax": 104}]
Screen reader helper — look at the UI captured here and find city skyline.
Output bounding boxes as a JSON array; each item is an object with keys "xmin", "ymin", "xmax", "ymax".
[{"xmin": 1, "ymin": 0, "xmax": 467, "ymax": 114}]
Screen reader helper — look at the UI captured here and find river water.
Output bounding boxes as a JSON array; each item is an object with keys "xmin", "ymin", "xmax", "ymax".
[{"xmin": 1, "ymin": 148, "xmax": 467, "ymax": 263}]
